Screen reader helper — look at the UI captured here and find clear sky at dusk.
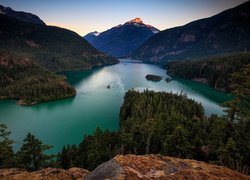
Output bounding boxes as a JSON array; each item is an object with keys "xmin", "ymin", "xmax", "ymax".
[{"xmin": 0, "ymin": 0, "xmax": 248, "ymax": 36}]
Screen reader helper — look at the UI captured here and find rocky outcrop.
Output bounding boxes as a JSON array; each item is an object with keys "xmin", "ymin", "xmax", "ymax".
[
  {"xmin": 0, "ymin": 167, "xmax": 89, "ymax": 180},
  {"xmin": 86, "ymin": 154, "xmax": 249, "ymax": 180},
  {"xmin": 1, "ymin": 155, "xmax": 249, "ymax": 179}
]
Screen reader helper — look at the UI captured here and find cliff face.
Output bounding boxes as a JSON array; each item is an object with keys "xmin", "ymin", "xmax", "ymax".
[
  {"xmin": 1, "ymin": 155, "xmax": 249, "ymax": 180},
  {"xmin": 86, "ymin": 154, "xmax": 249, "ymax": 180}
]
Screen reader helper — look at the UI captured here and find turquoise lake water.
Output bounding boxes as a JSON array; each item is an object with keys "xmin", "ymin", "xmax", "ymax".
[{"xmin": 0, "ymin": 60, "xmax": 232, "ymax": 153}]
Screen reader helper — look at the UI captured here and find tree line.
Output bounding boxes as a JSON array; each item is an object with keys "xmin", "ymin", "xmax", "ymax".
[
  {"xmin": 0, "ymin": 52, "xmax": 76, "ymax": 104},
  {"xmin": 166, "ymin": 53, "xmax": 250, "ymax": 92}
]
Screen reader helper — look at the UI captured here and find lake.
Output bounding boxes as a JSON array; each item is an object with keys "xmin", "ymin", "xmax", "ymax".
[{"xmin": 0, "ymin": 60, "xmax": 232, "ymax": 154}]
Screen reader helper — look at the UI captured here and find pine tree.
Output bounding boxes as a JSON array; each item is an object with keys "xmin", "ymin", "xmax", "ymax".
[
  {"xmin": 0, "ymin": 124, "xmax": 14, "ymax": 167},
  {"xmin": 224, "ymin": 64, "xmax": 250, "ymax": 122},
  {"xmin": 163, "ymin": 125, "xmax": 192, "ymax": 158},
  {"xmin": 16, "ymin": 133, "xmax": 52, "ymax": 171},
  {"xmin": 87, "ymin": 127, "xmax": 110, "ymax": 170}
]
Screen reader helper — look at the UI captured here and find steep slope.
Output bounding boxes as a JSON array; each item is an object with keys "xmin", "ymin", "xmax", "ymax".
[
  {"xmin": 0, "ymin": 8, "xmax": 118, "ymax": 104},
  {"xmin": 0, "ymin": 13, "xmax": 118, "ymax": 72},
  {"xmin": 0, "ymin": 4, "xmax": 45, "ymax": 25},
  {"xmin": 130, "ymin": 1, "xmax": 250, "ymax": 63},
  {"xmin": 83, "ymin": 18, "xmax": 159, "ymax": 57},
  {"xmin": 166, "ymin": 53, "xmax": 250, "ymax": 92},
  {"xmin": 0, "ymin": 52, "xmax": 76, "ymax": 105},
  {"xmin": 86, "ymin": 154, "xmax": 249, "ymax": 179}
]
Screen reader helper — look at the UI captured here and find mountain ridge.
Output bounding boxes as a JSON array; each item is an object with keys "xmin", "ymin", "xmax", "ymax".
[
  {"xmin": 0, "ymin": 13, "xmax": 118, "ymax": 72},
  {"xmin": 0, "ymin": 4, "xmax": 45, "ymax": 25},
  {"xmin": 0, "ymin": 7, "xmax": 118, "ymax": 104},
  {"xmin": 129, "ymin": 1, "xmax": 250, "ymax": 63},
  {"xmin": 83, "ymin": 17, "xmax": 159, "ymax": 57}
]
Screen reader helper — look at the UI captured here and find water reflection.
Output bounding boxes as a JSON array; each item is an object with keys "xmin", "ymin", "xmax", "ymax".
[
  {"xmin": 175, "ymin": 79, "xmax": 233, "ymax": 104},
  {"xmin": 28, "ymin": 97, "xmax": 76, "ymax": 111}
]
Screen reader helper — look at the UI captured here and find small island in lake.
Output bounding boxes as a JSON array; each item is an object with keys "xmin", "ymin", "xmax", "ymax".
[
  {"xmin": 145, "ymin": 74, "xmax": 162, "ymax": 81},
  {"xmin": 106, "ymin": 85, "xmax": 111, "ymax": 89},
  {"xmin": 165, "ymin": 77, "xmax": 172, "ymax": 83}
]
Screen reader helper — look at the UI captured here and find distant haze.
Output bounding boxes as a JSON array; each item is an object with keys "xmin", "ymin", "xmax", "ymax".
[{"xmin": 0, "ymin": 0, "xmax": 248, "ymax": 35}]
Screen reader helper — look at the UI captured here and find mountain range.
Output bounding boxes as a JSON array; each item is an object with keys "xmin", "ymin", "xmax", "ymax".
[
  {"xmin": 84, "ymin": 18, "xmax": 159, "ymax": 57},
  {"xmin": 129, "ymin": 1, "xmax": 250, "ymax": 63}
]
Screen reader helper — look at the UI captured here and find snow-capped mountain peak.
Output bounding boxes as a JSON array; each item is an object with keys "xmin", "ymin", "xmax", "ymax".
[
  {"xmin": 127, "ymin": 17, "xmax": 143, "ymax": 24},
  {"xmin": 83, "ymin": 18, "xmax": 159, "ymax": 57},
  {"xmin": 92, "ymin": 31, "xmax": 100, "ymax": 36}
]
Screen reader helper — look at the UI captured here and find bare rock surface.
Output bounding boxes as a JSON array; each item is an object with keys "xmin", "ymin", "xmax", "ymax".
[
  {"xmin": 86, "ymin": 154, "xmax": 249, "ymax": 180},
  {"xmin": 0, "ymin": 167, "xmax": 89, "ymax": 180}
]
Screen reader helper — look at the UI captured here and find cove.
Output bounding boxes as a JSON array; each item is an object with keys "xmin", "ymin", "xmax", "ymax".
[{"xmin": 0, "ymin": 60, "xmax": 233, "ymax": 154}]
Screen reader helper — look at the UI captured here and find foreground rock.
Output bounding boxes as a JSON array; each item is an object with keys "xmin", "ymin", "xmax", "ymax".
[
  {"xmin": 0, "ymin": 167, "xmax": 89, "ymax": 180},
  {"xmin": 86, "ymin": 154, "xmax": 249, "ymax": 180},
  {"xmin": 1, "ymin": 155, "xmax": 249, "ymax": 179}
]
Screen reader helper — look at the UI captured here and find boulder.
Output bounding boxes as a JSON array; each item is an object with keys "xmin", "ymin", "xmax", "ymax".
[{"xmin": 86, "ymin": 154, "xmax": 249, "ymax": 180}]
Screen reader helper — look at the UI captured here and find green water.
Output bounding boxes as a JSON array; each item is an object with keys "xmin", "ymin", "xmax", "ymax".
[{"xmin": 0, "ymin": 60, "xmax": 232, "ymax": 153}]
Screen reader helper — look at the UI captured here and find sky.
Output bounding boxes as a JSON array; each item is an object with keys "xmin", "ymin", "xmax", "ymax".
[{"xmin": 0, "ymin": 0, "xmax": 248, "ymax": 36}]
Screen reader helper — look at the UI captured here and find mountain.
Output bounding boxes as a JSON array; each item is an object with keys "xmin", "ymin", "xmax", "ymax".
[
  {"xmin": 130, "ymin": 1, "xmax": 250, "ymax": 63},
  {"xmin": 0, "ymin": 7, "xmax": 118, "ymax": 104},
  {"xmin": 0, "ymin": 5, "xmax": 45, "ymax": 25},
  {"xmin": 0, "ymin": 13, "xmax": 118, "ymax": 72},
  {"xmin": 84, "ymin": 31, "xmax": 100, "ymax": 43},
  {"xmin": 83, "ymin": 18, "xmax": 159, "ymax": 57}
]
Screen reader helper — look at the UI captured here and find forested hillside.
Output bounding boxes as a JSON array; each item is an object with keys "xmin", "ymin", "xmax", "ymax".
[
  {"xmin": 166, "ymin": 53, "xmax": 250, "ymax": 92},
  {"xmin": 129, "ymin": 1, "xmax": 250, "ymax": 63},
  {"xmin": 57, "ymin": 87, "xmax": 249, "ymax": 174},
  {"xmin": 0, "ymin": 9, "xmax": 118, "ymax": 104},
  {"xmin": 1, "ymin": 87, "xmax": 249, "ymax": 174},
  {"xmin": 0, "ymin": 14, "xmax": 118, "ymax": 72},
  {"xmin": 0, "ymin": 53, "xmax": 76, "ymax": 105}
]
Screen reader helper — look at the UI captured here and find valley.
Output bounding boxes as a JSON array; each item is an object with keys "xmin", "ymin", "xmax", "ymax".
[{"xmin": 0, "ymin": 1, "xmax": 249, "ymax": 178}]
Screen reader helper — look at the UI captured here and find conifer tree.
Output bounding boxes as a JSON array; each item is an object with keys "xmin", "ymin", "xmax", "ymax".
[
  {"xmin": 0, "ymin": 124, "xmax": 14, "ymax": 167},
  {"xmin": 16, "ymin": 133, "xmax": 52, "ymax": 171}
]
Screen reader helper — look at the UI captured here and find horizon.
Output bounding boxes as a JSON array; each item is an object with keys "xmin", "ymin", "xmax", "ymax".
[{"xmin": 0, "ymin": 0, "xmax": 248, "ymax": 36}]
